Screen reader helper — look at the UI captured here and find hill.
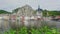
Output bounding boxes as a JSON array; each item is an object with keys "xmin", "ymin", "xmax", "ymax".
[{"xmin": 0, "ymin": 10, "xmax": 11, "ymax": 14}]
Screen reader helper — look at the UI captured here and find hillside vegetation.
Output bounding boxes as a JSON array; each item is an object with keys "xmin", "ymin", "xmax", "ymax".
[
  {"xmin": 43, "ymin": 10, "xmax": 60, "ymax": 16},
  {"xmin": 0, "ymin": 10, "xmax": 11, "ymax": 14}
]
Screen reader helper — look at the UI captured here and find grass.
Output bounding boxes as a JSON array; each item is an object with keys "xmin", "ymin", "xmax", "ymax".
[{"xmin": 3, "ymin": 26, "xmax": 60, "ymax": 34}]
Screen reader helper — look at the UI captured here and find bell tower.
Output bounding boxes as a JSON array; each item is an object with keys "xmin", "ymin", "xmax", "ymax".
[{"xmin": 36, "ymin": 5, "xmax": 43, "ymax": 18}]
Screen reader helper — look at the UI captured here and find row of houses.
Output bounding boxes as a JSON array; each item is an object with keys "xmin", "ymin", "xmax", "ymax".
[
  {"xmin": 10, "ymin": 5, "xmax": 43, "ymax": 28},
  {"xmin": 0, "ymin": 5, "xmax": 59, "ymax": 30},
  {"xmin": 0, "ymin": 5, "xmax": 43, "ymax": 30}
]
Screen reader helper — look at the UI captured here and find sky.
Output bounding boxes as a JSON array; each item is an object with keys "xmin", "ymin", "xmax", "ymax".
[{"xmin": 0, "ymin": 0, "xmax": 60, "ymax": 12}]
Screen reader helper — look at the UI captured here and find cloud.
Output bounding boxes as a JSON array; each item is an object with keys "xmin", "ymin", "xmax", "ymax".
[
  {"xmin": 0, "ymin": 0, "xmax": 60, "ymax": 11},
  {"xmin": 39, "ymin": 0, "xmax": 60, "ymax": 10}
]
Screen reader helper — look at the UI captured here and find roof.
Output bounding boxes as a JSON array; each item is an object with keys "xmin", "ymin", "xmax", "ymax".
[
  {"xmin": 36, "ymin": 5, "xmax": 43, "ymax": 12},
  {"xmin": 38, "ymin": 8, "xmax": 42, "ymax": 11}
]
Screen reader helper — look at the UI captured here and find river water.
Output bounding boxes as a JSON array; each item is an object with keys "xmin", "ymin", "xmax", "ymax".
[{"xmin": 0, "ymin": 18, "xmax": 60, "ymax": 34}]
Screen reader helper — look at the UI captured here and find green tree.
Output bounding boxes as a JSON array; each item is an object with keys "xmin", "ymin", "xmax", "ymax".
[{"xmin": 0, "ymin": 10, "xmax": 11, "ymax": 14}]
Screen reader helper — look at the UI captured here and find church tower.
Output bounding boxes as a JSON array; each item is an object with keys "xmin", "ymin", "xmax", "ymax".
[{"xmin": 36, "ymin": 5, "xmax": 43, "ymax": 18}]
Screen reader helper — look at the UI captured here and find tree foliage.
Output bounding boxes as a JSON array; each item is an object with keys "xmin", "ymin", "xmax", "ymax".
[
  {"xmin": 43, "ymin": 10, "xmax": 60, "ymax": 16},
  {"xmin": 0, "ymin": 10, "xmax": 11, "ymax": 14}
]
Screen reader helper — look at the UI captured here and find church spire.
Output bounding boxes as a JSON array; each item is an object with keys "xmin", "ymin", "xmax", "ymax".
[
  {"xmin": 38, "ymin": 5, "xmax": 40, "ymax": 9},
  {"xmin": 37, "ymin": 5, "xmax": 42, "ymax": 12},
  {"xmin": 37, "ymin": 5, "xmax": 42, "ymax": 11}
]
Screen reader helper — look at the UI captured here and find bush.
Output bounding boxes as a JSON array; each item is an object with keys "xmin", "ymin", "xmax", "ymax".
[{"xmin": 4, "ymin": 26, "xmax": 60, "ymax": 34}]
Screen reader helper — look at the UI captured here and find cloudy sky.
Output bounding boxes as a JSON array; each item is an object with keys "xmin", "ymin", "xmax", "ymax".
[{"xmin": 0, "ymin": 0, "xmax": 60, "ymax": 12}]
